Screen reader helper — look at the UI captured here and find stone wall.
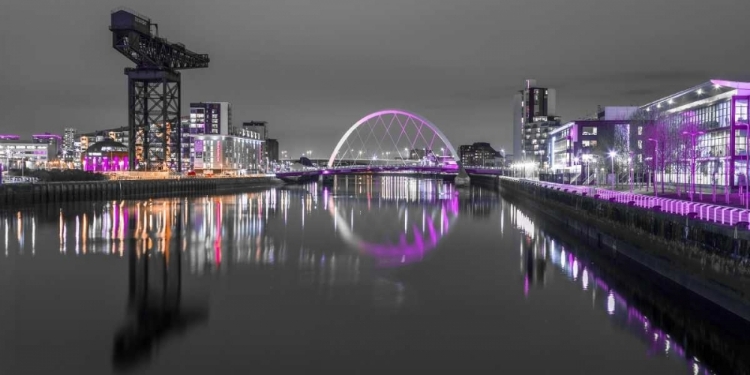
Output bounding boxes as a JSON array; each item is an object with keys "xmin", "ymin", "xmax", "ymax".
[
  {"xmin": 0, "ymin": 177, "xmax": 281, "ymax": 207},
  {"xmin": 497, "ymin": 177, "xmax": 750, "ymax": 321}
]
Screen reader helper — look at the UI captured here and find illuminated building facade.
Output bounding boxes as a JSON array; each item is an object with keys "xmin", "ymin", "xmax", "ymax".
[
  {"xmin": 190, "ymin": 102, "xmax": 232, "ymax": 135},
  {"xmin": 514, "ymin": 79, "xmax": 560, "ymax": 167},
  {"xmin": 458, "ymin": 142, "xmax": 504, "ymax": 167},
  {"xmin": 636, "ymin": 79, "xmax": 750, "ymax": 188},
  {"xmin": 190, "ymin": 128, "xmax": 263, "ymax": 174},
  {"xmin": 81, "ymin": 139, "xmax": 129, "ymax": 172},
  {"xmin": 32, "ymin": 133, "xmax": 62, "ymax": 157},
  {"xmin": 63, "ymin": 128, "xmax": 77, "ymax": 162},
  {"xmin": 0, "ymin": 140, "xmax": 54, "ymax": 170}
]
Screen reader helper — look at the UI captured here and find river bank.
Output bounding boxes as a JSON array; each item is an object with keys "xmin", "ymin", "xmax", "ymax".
[
  {"xmin": 470, "ymin": 174, "xmax": 750, "ymax": 322},
  {"xmin": 0, "ymin": 177, "xmax": 282, "ymax": 207}
]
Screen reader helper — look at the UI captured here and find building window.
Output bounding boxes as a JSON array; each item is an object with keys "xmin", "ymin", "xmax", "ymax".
[
  {"xmin": 582, "ymin": 127, "xmax": 597, "ymax": 136},
  {"xmin": 582, "ymin": 140, "xmax": 598, "ymax": 148},
  {"xmin": 637, "ymin": 126, "xmax": 643, "ymax": 135},
  {"xmin": 736, "ymin": 99, "xmax": 749, "ymax": 124},
  {"xmin": 638, "ymin": 140, "xmax": 643, "ymax": 149}
]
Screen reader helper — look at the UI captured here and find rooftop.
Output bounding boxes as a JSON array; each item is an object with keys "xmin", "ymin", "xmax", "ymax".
[
  {"xmin": 640, "ymin": 79, "xmax": 750, "ymax": 112},
  {"xmin": 84, "ymin": 139, "xmax": 128, "ymax": 153}
]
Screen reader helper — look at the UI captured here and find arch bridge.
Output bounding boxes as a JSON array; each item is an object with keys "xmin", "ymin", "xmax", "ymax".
[{"xmin": 277, "ymin": 109, "xmax": 482, "ymax": 184}]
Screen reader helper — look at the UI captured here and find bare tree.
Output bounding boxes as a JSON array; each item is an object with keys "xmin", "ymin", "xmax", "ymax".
[{"xmin": 631, "ymin": 108, "xmax": 675, "ymax": 194}]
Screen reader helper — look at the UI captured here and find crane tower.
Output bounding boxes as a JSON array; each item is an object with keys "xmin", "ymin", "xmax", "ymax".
[{"xmin": 109, "ymin": 8, "xmax": 209, "ymax": 172}]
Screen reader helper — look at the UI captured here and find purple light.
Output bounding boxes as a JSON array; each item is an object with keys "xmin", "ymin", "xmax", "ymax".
[
  {"xmin": 82, "ymin": 155, "xmax": 129, "ymax": 172},
  {"xmin": 356, "ymin": 197, "xmax": 456, "ymax": 267},
  {"xmin": 32, "ymin": 134, "xmax": 62, "ymax": 139},
  {"xmin": 326, "ymin": 109, "xmax": 460, "ymax": 169},
  {"xmin": 0, "ymin": 134, "xmax": 20, "ymax": 140}
]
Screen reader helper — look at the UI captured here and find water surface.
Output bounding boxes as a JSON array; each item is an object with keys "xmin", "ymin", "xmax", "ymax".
[{"xmin": 2, "ymin": 176, "xmax": 747, "ymax": 374}]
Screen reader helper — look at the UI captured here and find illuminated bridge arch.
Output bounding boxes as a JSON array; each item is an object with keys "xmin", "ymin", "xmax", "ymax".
[{"xmin": 327, "ymin": 109, "xmax": 461, "ymax": 169}]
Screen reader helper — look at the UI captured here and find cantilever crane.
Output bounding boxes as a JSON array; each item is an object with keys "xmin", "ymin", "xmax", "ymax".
[{"xmin": 110, "ymin": 8, "xmax": 210, "ymax": 172}]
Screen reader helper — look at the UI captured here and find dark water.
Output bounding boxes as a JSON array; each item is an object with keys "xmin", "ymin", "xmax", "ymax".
[{"xmin": 2, "ymin": 176, "xmax": 748, "ymax": 374}]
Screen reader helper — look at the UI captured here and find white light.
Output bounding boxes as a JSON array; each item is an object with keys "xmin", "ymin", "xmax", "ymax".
[
  {"xmin": 607, "ymin": 292, "xmax": 615, "ymax": 315},
  {"xmin": 696, "ymin": 89, "xmax": 703, "ymax": 95},
  {"xmin": 582, "ymin": 269, "xmax": 589, "ymax": 290}
]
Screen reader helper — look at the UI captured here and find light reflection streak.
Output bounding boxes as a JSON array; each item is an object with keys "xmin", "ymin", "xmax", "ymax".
[
  {"xmin": 509, "ymin": 204, "xmax": 718, "ymax": 375},
  {"xmin": 327, "ymin": 177, "xmax": 459, "ymax": 268}
]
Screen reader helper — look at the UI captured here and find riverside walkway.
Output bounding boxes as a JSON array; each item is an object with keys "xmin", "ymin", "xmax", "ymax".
[{"xmin": 512, "ymin": 178, "xmax": 750, "ymax": 228}]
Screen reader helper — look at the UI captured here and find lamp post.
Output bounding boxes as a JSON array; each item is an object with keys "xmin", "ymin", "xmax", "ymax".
[
  {"xmin": 628, "ymin": 153, "xmax": 633, "ymax": 193},
  {"xmin": 582, "ymin": 154, "xmax": 592, "ymax": 185},
  {"xmin": 648, "ymin": 138, "xmax": 658, "ymax": 197},
  {"xmin": 608, "ymin": 151, "xmax": 617, "ymax": 188},
  {"xmin": 682, "ymin": 130, "xmax": 704, "ymax": 202}
]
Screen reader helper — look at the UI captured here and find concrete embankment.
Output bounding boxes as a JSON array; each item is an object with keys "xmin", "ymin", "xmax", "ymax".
[
  {"xmin": 0, "ymin": 177, "xmax": 282, "ymax": 207},
  {"xmin": 472, "ymin": 174, "xmax": 750, "ymax": 322}
]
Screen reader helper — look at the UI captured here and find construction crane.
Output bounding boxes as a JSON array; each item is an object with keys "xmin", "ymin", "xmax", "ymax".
[{"xmin": 110, "ymin": 8, "xmax": 210, "ymax": 172}]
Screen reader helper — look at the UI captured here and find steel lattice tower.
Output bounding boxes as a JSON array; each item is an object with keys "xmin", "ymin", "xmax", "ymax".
[{"xmin": 110, "ymin": 8, "xmax": 209, "ymax": 171}]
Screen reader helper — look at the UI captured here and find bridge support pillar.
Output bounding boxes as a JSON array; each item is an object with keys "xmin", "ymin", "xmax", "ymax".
[{"xmin": 455, "ymin": 167, "xmax": 471, "ymax": 187}]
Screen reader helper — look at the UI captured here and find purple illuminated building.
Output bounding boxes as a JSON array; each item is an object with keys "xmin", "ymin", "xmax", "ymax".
[
  {"xmin": 0, "ymin": 134, "xmax": 21, "ymax": 140},
  {"xmin": 637, "ymin": 79, "xmax": 750, "ymax": 189},
  {"xmin": 81, "ymin": 139, "xmax": 129, "ymax": 172}
]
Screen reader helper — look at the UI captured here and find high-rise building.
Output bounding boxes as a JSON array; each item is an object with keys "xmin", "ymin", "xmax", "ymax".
[
  {"xmin": 190, "ymin": 102, "xmax": 232, "ymax": 135},
  {"xmin": 63, "ymin": 128, "xmax": 77, "ymax": 152},
  {"xmin": 514, "ymin": 79, "xmax": 561, "ymax": 167}
]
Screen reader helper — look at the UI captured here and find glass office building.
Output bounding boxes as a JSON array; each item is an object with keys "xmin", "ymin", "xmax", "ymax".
[{"xmin": 638, "ymin": 79, "xmax": 750, "ymax": 188}]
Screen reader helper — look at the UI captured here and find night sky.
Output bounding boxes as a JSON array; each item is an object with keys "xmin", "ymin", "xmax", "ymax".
[{"xmin": 1, "ymin": 0, "xmax": 749, "ymax": 157}]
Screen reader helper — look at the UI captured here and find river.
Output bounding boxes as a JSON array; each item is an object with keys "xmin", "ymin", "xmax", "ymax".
[{"xmin": 1, "ymin": 175, "xmax": 748, "ymax": 374}]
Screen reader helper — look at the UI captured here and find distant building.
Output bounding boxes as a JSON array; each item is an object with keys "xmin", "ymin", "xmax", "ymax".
[
  {"xmin": 0, "ymin": 139, "xmax": 54, "ymax": 170},
  {"xmin": 190, "ymin": 102, "xmax": 232, "ymax": 135},
  {"xmin": 409, "ymin": 148, "xmax": 432, "ymax": 160},
  {"xmin": 189, "ymin": 127, "xmax": 263, "ymax": 175},
  {"xmin": 242, "ymin": 121, "xmax": 268, "ymax": 139},
  {"xmin": 63, "ymin": 128, "xmax": 77, "ymax": 150},
  {"xmin": 32, "ymin": 133, "xmax": 62, "ymax": 157},
  {"xmin": 0, "ymin": 135, "xmax": 20, "ymax": 141},
  {"xmin": 458, "ymin": 142, "xmax": 504, "ymax": 167},
  {"xmin": 81, "ymin": 139, "xmax": 129, "ymax": 172},
  {"xmin": 266, "ymin": 138, "xmax": 279, "ymax": 162},
  {"xmin": 242, "ymin": 121, "xmax": 273, "ymax": 163},
  {"xmin": 514, "ymin": 79, "xmax": 560, "ymax": 167}
]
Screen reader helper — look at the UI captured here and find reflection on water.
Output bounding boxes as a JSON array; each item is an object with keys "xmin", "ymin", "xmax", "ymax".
[
  {"xmin": 112, "ymin": 202, "xmax": 208, "ymax": 371},
  {"xmin": 2, "ymin": 176, "xmax": 750, "ymax": 374},
  {"xmin": 508, "ymin": 203, "xmax": 750, "ymax": 375}
]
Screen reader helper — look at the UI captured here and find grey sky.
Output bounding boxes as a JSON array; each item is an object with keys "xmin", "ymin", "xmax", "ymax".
[{"xmin": 1, "ymin": 0, "xmax": 749, "ymax": 157}]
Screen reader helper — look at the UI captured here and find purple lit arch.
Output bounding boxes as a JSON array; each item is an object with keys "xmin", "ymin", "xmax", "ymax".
[
  {"xmin": 327, "ymin": 195, "xmax": 459, "ymax": 267},
  {"xmin": 327, "ymin": 109, "xmax": 461, "ymax": 169}
]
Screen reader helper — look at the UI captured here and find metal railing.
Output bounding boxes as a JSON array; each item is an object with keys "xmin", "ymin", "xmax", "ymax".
[{"xmin": 514, "ymin": 178, "xmax": 750, "ymax": 228}]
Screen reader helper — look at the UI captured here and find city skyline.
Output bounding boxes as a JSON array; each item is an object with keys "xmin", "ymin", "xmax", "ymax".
[{"xmin": 2, "ymin": 0, "xmax": 750, "ymax": 158}]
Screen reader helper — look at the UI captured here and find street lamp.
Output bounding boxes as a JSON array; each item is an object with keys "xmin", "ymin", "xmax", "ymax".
[
  {"xmin": 608, "ymin": 151, "xmax": 617, "ymax": 188},
  {"xmin": 647, "ymin": 138, "xmax": 658, "ymax": 197},
  {"xmin": 682, "ymin": 130, "xmax": 704, "ymax": 201},
  {"xmin": 582, "ymin": 154, "xmax": 593, "ymax": 185},
  {"xmin": 628, "ymin": 153, "xmax": 633, "ymax": 193}
]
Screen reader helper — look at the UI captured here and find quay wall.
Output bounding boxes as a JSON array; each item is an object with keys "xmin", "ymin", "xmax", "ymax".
[
  {"xmin": 474, "ymin": 175, "xmax": 750, "ymax": 322},
  {"xmin": 0, "ymin": 177, "xmax": 281, "ymax": 207}
]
